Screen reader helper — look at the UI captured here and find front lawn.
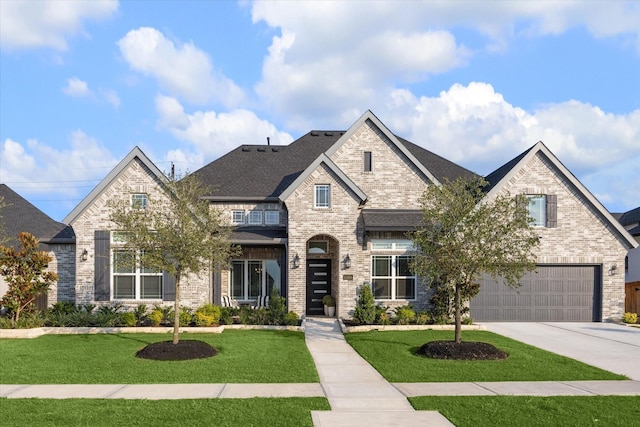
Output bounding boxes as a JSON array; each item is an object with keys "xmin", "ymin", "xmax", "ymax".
[
  {"xmin": 411, "ymin": 396, "xmax": 640, "ymax": 426},
  {"xmin": 345, "ymin": 330, "xmax": 624, "ymax": 382},
  {"xmin": 0, "ymin": 330, "xmax": 319, "ymax": 384},
  {"xmin": 1, "ymin": 398, "xmax": 330, "ymax": 427}
]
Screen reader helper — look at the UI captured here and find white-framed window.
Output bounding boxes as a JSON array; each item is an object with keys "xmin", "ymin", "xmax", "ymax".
[
  {"xmin": 112, "ymin": 249, "xmax": 162, "ymax": 300},
  {"xmin": 371, "ymin": 239, "xmax": 415, "ymax": 251},
  {"xmin": 131, "ymin": 194, "xmax": 148, "ymax": 209},
  {"xmin": 371, "ymin": 255, "xmax": 416, "ymax": 300},
  {"xmin": 265, "ymin": 211, "xmax": 280, "ymax": 225},
  {"xmin": 314, "ymin": 184, "xmax": 330, "ymax": 208},
  {"xmin": 248, "ymin": 210, "xmax": 263, "ymax": 225},
  {"xmin": 232, "ymin": 210, "xmax": 245, "ymax": 224},
  {"xmin": 308, "ymin": 240, "xmax": 328, "ymax": 254},
  {"xmin": 527, "ymin": 195, "xmax": 546, "ymax": 227},
  {"xmin": 230, "ymin": 259, "xmax": 281, "ymax": 301}
]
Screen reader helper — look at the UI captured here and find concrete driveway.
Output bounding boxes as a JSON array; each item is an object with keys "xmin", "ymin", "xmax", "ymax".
[{"xmin": 485, "ymin": 322, "xmax": 640, "ymax": 381}]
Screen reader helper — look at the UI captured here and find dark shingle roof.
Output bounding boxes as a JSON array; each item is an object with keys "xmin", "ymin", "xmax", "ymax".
[
  {"xmin": 231, "ymin": 227, "xmax": 288, "ymax": 244},
  {"xmin": 618, "ymin": 207, "xmax": 640, "ymax": 226},
  {"xmin": 193, "ymin": 130, "xmax": 475, "ymax": 199},
  {"xmin": 484, "ymin": 146, "xmax": 533, "ymax": 192},
  {"xmin": 361, "ymin": 209, "xmax": 423, "ymax": 231},
  {"xmin": 0, "ymin": 184, "xmax": 75, "ymax": 247}
]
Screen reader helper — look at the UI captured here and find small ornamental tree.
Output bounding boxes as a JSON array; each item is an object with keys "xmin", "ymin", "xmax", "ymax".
[
  {"xmin": 0, "ymin": 232, "xmax": 58, "ymax": 325},
  {"xmin": 109, "ymin": 173, "xmax": 238, "ymax": 344},
  {"xmin": 412, "ymin": 177, "xmax": 539, "ymax": 344}
]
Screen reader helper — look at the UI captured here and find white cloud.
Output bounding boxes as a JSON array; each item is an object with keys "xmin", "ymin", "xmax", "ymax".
[
  {"xmin": 377, "ymin": 82, "xmax": 640, "ymax": 212},
  {"xmin": 101, "ymin": 89, "xmax": 121, "ymax": 108},
  {"xmin": 62, "ymin": 77, "xmax": 91, "ymax": 97},
  {"xmin": 118, "ymin": 27, "xmax": 244, "ymax": 107},
  {"xmin": 154, "ymin": 95, "xmax": 293, "ymax": 161},
  {"xmin": 0, "ymin": 0, "xmax": 118, "ymax": 51}
]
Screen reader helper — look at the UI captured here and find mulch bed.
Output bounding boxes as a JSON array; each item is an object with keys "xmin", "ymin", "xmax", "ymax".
[
  {"xmin": 417, "ymin": 340, "xmax": 508, "ymax": 360},
  {"xmin": 136, "ymin": 340, "xmax": 217, "ymax": 361}
]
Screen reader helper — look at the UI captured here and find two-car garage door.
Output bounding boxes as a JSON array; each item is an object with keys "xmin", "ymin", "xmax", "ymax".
[{"xmin": 470, "ymin": 265, "xmax": 601, "ymax": 322}]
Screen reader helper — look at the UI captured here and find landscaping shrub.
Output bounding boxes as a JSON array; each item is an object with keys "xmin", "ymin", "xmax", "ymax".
[
  {"xmin": 268, "ymin": 288, "xmax": 287, "ymax": 324},
  {"xmin": 353, "ymin": 283, "xmax": 375, "ymax": 324},
  {"xmin": 148, "ymin": 308, "xmax": 163, "ymax": 326},
  {"xmin": 375, "ymin": 304, "xmax": 390, "ymax": 324},
  {"xmin": 395, "ymin": 305, "xmax": 416, "ymax": 325},
  {"xmin": 194, "ymin": 304, "xmax": 221, "ymax": 326},
  {"xmin": 133, "ymin": 304, "xmax": 148, "ymax": 326},
  {"xmin": 177, "ymin": 306, "xmax": 193, "ymax": 326},
  {"xmin": 322, "ymin": 294, "xmax": 336, "ymax": 307},
  {"xmin": 622, "ymin": 312, "xmax": 638, "ymax": 324},
  {"xmin": 94, "ymin": 305, "xmax": 122, "ymax": 327},
  {"xmin": 49, "ymin": 301, "xmax": 76, "ymax": 315},
  {"xmin": 14, "ymin": 311, "xmax": 45, "ymax": 328},
  {"xmin": 415, "ymin": 312, "xmax": 430, "ymax": 325},
  {"xmin": 119, "ymin": 312, "xmax": 137, "ymax": 327},
  {"xmin": 284, "ymin": 311, "xmax": 299, "ymax": 326},
  {"xmin": 219, "ymin": 307, "xmax": 236, "ymax": 325}
]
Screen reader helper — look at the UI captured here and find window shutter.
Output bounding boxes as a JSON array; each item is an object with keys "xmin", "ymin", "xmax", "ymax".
[
  {"xmin": 94, "ymin": 230, "xmax": 110, "ymax": 301},
  {"xmin": 546, "ymin": 194, "xmax": 557, "ymax": 228},
  {"xmin": 163, "ymin": 272, "xmax": 176, "ymax": 301}
]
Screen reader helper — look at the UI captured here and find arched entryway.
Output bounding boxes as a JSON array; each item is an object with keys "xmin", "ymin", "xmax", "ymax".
[{"xmin": 305, "ymin": 234, "xmax": 339, "ymax": 316}]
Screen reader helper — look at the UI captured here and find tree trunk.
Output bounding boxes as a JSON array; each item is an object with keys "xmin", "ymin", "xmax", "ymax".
[
  {"xmin": 454, "ymin": 282, "xmax": 462, "ymax": 344},
  {"xmin": 173, "ymin": 276, "xmax": 180, "ymax": 345}
]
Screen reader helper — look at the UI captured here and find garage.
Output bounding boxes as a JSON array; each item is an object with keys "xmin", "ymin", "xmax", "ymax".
[{"xmin": 470, "ymin": 265, "xmax": 601, "ymax": 322}]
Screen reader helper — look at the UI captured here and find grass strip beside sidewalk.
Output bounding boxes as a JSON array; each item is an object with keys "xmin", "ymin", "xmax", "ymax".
[
  {"xmin": 345, "ymin": 330, "xmax": 625, "ymax": 382},
  {"xmin": 0, "ymin": 330, "xmax": 319, "ymax": 384}
]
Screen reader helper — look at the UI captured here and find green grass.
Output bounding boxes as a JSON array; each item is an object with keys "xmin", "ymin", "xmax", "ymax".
[
  {"xmin": 0, "ymin": 330, "xmax": 319, "ymax": 384},
  {"xmin": 345, "ymin": 330, "xmax": 625, "ymax": 382},
  {"xmin": 0, "ymin": 397, "xmax": 330, "ymax": 426},
  {"xmin": 411, "ymin": 396, "xmax": 640, "ymax": 426}
]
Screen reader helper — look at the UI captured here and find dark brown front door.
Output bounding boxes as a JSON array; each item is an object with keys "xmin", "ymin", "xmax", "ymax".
[{"xmin": 306, "ymin": 259, "xmax": 331, "ymax": 315}]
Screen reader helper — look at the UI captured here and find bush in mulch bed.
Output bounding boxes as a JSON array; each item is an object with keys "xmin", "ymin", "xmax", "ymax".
[
  {"xmin": 136, "ymin": 340, "xmax": 217, "ymax": 361},
  {"xmin": 417, "ymin": 340, "xmax": 508, "ymax": 361}
]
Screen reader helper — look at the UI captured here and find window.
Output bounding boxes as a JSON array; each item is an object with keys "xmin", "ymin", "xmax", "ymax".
[
  {"xmin": 232, "ymin": 210, "xmax": 245, "ymax": 224},
  {"xmin": 364, "ymin": 151, "xmax": 372, "ymax": 172},
  {"xmin": 248, "ymin": 210, "xmax": 263, "ymax": 225},
  {"xmin": 527, "ymin": 195, "xmax": 546, "ymax": 227},
  {"xmin": 308, "ymin": 240, "xmax": 328, "ymax": 254},
  {"xmin": 371, "ymin": 255, "xmax": 415, "ymax": 300},
  {"xmin": 131, "ymin": 194, "xmax": 148, "ymax": 209},
  {"xmin": 314, "ymin": 184, "xmax": 330, "ymax": 208},
  {"xmin": 526, "ymin": 194, "xmax": 556, "ymax": 227},
  {"xmin": 265, "ymin": 211, "xmax": 280, "ymax": 225},
  {"xmin": 371, "ymin": 239, "xmax": 415, "ymax": 251},
  {"xmin": 112, "ymin": 250, "xmax": 162, "ymax": 299},
  {"xmin": 230, "ymin": 259, "xmax": 281, "ymax": 301}
]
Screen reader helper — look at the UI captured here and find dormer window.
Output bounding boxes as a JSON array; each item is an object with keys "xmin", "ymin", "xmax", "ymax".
[{"xmin": 131, "ymin": 194, "xmax": 148, "ymax": 209}]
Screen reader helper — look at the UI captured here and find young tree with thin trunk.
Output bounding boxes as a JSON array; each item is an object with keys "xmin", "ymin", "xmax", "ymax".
[
  {"xmin": 411, "ymin": 177, "xmax": 539, "ymax": 344},
  {"xmin": 109, "ymin": 173, "xmax": 237, "ymax": 344},
  {"xmin": 0, "ymin": 232, "xmax": 58, "ymax": 326}
]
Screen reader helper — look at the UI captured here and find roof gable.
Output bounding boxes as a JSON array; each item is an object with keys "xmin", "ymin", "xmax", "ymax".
[
  {"xmin": 279, "ymin": 153, "xmax": 367, "ymax": 203},
  {"xmin": 484, "ymin": 141, "xmax": 637, "ymax": 249},
  {"xmin": 0, "ymin": 184, "xmax": 75, "ymax": 246},
  {"xmin": 63, "ymin": 147, "xmax": 167, "ymax": 224}
]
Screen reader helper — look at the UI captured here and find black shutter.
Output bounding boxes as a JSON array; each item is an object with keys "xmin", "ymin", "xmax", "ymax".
[
  {"xmin": 94, "ymin": 230, "xmax": 110, "ymax": 301},
  {"xmin": 546, "ymin": 194, "xmax": 557, "ymax": 228},
  {"xmin": 163, "ymin": 272, "xmax": 176, "ymax": 301}
]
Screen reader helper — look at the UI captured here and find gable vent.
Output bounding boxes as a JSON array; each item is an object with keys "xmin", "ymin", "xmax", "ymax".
[
  {"xmin": 310, "ymin": 131, "xmax": 320, "ymax": 136},
  {"xmin": 242, "ymin": 147, "xmax": 250, "ymax": 152}
]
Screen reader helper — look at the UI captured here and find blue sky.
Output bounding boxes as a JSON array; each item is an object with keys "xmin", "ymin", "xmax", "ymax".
[{"xmin": 1, "ymin": 0, "xmax": 639, "ymax": 222}]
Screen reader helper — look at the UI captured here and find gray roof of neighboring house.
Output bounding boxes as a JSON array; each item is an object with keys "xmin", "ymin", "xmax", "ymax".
[
  {"xmin": 618, "ymin": 207, "xmax": 640, "ymax": 227},
  {"xmin": 0, "ymin": 184, "xmax": 75, "ymax": 247},
  {"xmin": 361, "ymin": 209, "xmax": 424, "ymax": 231},
  {"xmin": 193, "ymin": 127, "xmax": 475, "ymax": 200},
  {"xmin": 231, "ymin": 227, "xmax": 288, "ymax": 245}
]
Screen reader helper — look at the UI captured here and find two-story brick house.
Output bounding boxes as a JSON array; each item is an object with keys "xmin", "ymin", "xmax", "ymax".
[{"xmin": 52, "ymin": 110, "xmax": 636, "ymax": 322}]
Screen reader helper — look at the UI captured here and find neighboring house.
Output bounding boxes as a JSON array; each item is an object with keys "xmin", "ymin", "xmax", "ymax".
[
  {"xmin": 616, "ymin": 207, "xmax": 640, "ymax": 283},
  {"xmin": 471, "ymin": 143, "xmax": 637, "ymax": 322},
  {"xmin": 49, "ymin": 110, "xmax": 636, "ymax": 323},
  {"xmin": 0, "ymin": 184, "xmax": 76, "ymax": 307}
]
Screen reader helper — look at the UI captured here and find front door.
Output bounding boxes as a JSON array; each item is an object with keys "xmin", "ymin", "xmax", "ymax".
[{"xmin": 306, "ymin": 259, "xmax": 331, "ymax": 315}]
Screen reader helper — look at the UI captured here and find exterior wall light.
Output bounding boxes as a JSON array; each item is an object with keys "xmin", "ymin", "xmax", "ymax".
[
  {"xmin": 608, "ymin": 264, "xmax": 617, "ymax": 276},
  {"xmin": 343, "ymin": 254, "xmax": 351, "ymax": 269},
  {"xmin": 291, "ymin": 253, "xmax": 300, "ymax": 269},
  {"xmin": 81, "ymin": 249, "xmax": 88, "ymax": 262}
]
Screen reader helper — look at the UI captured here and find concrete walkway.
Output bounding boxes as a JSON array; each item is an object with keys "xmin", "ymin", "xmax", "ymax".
[{"xmin": 304, "ymin": 316, "xmax": 453, "ymax": 426}]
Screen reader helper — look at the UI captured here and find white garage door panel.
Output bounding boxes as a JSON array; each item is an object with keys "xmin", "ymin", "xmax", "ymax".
[{"xmin": 471, "ymin": 265, "xmax": 600, "ymax": 322}]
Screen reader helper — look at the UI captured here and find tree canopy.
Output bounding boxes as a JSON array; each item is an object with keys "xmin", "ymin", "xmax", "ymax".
[
  {"xmin": 109, "ymin": 173, "xmax": 238, "ymax": 344},
  {"xmin": 411, "ymin": 176, "xmax": 540, "ymax": 343},
  {"xmin": 1, "ymin": 232, "xmax": 58, "ymax": 325}
]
